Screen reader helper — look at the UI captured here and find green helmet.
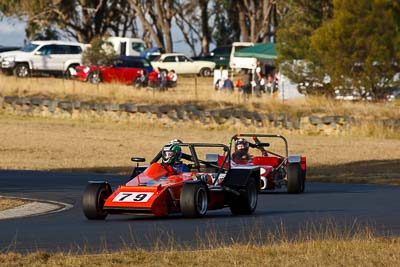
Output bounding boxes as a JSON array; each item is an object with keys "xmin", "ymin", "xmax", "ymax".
[{"xmin": 162, "ymin": 143, "xmax": 182, "ymax": 164}]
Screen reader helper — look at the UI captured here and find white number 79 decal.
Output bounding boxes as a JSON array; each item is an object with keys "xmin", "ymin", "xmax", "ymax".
[{"xmin": 112, "ymin": 192, "xmax": 154, "ymax": 202}]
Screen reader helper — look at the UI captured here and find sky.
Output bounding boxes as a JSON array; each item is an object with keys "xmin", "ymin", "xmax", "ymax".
[{"xmin": 0, "ymin": 17, "xmax": 27, "ymax": 47}]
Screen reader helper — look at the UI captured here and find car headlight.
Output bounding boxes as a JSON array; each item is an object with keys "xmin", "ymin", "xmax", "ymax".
[
  {"xmin": 1, "ymin": 56, "xmax": 16, "ymax": 68},
  {"xmin": 83, "ymin": 66, "xmax": 90, "ymax": 73},
  {"xmin": 2, "ymin": 56, "xmax": 15, "ymax": 63}
]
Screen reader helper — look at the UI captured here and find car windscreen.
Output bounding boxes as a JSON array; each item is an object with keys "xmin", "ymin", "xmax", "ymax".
[{"xmin": 21, "ymin": 43, "xmax": 39, "ymax": 52}]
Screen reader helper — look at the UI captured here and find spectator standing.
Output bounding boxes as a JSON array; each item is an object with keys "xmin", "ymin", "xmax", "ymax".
[
  {"xmin": 223, "ymin": 78, "xmax": 234, "ymax": 92},
  {"xmin": 157, "ymin": 67, "xmax": 167, "ymax": 91},
  {"xmin": 254, "ymin": 61, "xmax": 263, "ymax": 97},
  {"xmin": 239, "ymin": 69, "xmax": 252, "ymax": 99},
  {"xmin": 272, "ymin": 73, "xmax": 279, "ymax": 98},
  {"xmin": 134, "ymin": 69, "xmax": 148, "ymax": 89},
  {"xmin": 266, "ymin": 74, "xmax": 273, "ymax": 95},
  {"xmin": 167, "ymin": 69, "xmax": 178, "ymax": 88}
]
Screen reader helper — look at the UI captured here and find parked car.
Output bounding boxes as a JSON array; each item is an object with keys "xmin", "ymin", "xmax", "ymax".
[
  {"xmin": 151, "ymin": 53, "xmax": 215, "ymax": 77},
  {"xmin": 0, "ymin": 40, "xmax": 86, "ymax": 78},
  {"xmin": 74, "ymin": 56, "xmax": 153, "ymax": 84},
  {"xmin": 192, "ymin": 45, "xmax": 232, "ymax": 69}
]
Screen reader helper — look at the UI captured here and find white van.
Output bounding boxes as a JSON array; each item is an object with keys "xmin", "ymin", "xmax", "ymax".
[
  {"xmin": 106, "ymin": 37, "xmax": 145, "ymax": 56},
  {"xmin": 229, "ymin": 42, "xmax": 257, "ymax": 70}
]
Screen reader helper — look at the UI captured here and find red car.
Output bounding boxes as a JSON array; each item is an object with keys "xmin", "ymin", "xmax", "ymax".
[
  {"xmin": 229, "ymin": 134, "xmax": 307, "ymax": 193},
  {"xmin": 82, "ymin": 142, "xmax": 260, "ymax": 220},
  {"xmin": 74, "ymin": 56, "xmax": 153, "ymax": 84}
]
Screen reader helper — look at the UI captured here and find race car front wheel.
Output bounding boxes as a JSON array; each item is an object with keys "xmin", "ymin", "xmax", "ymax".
[
  {"xmin": 82, "ymin": 182, "xmax": 112, "ymax": 220},
  {"xmin": 180, "ymin": 182, "xmax": 208, "ymax": 218}
]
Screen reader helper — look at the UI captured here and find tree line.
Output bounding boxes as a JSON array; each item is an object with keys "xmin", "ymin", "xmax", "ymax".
[{"xmin": 1, "ymin": 0, "xmax": 399, "ymax": 97}]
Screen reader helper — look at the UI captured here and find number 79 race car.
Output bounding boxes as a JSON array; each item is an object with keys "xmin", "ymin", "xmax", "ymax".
[
  {"xmin": 229, "ymin": 134, "xmax": 306, "ymax": 193},
  {"xmin": 82, "ymin": 142, "xmax": 260, "ymax": 220}
]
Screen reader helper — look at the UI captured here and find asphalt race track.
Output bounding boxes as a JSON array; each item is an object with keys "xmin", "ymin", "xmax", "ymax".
[{"xmin": 1, "ymin": 170, "xmax": 399, "ymax": 253}]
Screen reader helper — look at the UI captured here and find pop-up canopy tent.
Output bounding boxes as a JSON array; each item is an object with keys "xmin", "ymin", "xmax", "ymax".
[{"xmin": 234, "ymin": 42, "xmax": 277, "ymax": 60}]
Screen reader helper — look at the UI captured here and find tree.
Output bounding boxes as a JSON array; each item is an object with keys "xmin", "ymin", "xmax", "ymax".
[
  {"xmin": 130, "ymin": 0, "xmax": 176, "ymax": 53},
  {"xmin": 82, "ymin": 37, "xmax": 117, "ymax": 66},
  {"xmin": 275, "ymin": 0, "xmax": 333, "ymax": 94},
  {"xmin": 0, "ymin": 0, "xmax": 138, "ymax": 43},
  {"xmin": 311, "ymin": 0, "xmax": 400, "ymax": 98},
  {"xmin": 211, "ymin": 0, "xmax": 244, "ymax": 46}
]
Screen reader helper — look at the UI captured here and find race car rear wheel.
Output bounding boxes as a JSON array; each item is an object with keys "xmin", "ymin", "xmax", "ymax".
[
  {"xmin": 180, "ymin": 182, "xmax": 208, "ymax": 218},
  {"xmin": 82, "ymin": 183, "xmax": 112, "ymax": 220},
  {"xmin": 287, "ymin": 163, "xmax": 303, "ymax": 194},
  {"xmin": 229, "ymin": 177, "xmax": 258, "ymax": 215}
]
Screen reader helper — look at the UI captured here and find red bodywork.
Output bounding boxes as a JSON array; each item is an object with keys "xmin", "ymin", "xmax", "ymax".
[
  {"xmin": 103, "ymin": 163, "xmax": 225, "ymax": 217},
  {"xmin": 75, "ymin": 65, "xmax": 142, "ymax": 84},
  {"xmin": 230, "ymin": 134, "xmax": 307, "ymax": 191}
]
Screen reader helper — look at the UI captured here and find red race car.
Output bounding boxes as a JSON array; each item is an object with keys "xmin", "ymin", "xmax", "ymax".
[
  {"xmin": 74, "ymin": 56, "xmax": 153, "ymax": 85},
  {"xmin": 229, "ymin": 134, "xmax": 306, "ymax": 193},
  {"xmin": 82, "ymin": 142, "xmax": 260, "ymax": 220}
]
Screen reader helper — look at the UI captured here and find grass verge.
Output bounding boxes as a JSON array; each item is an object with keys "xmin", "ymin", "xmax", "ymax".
[{"xmin": 0, "ymin": 222, "xmax": 398, "ymax": 266}]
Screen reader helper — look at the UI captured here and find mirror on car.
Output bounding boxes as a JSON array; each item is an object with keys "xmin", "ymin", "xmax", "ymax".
[{"xmin": 131, "ymin": 157, "xmax": 146, "ymax": 162}]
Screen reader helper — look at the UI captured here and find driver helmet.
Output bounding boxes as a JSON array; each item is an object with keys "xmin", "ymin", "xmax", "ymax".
[
  {"xmin": 169, "ymin": 138, "xmax": 183, "ymax": 144},
  {"xmin": 162, "ymin": 143, "xmax": 182, "ymax": 164},
  {"xmin": 235, "ymin": 138, "xmax": 249, "ymax": 154}
]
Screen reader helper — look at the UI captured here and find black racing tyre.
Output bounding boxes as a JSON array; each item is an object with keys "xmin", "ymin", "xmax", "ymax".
[
  {"xmin": 82, "ymin": 183, "xmax": 112, "ymax": 220},
  {"xmin": 229, "ymin": 177, "xmax": 258, "ymax": 215},
  {"xmin": 180, "ymin": 182, "xmax": 208, "ymax": 218},
  {"xmin": 200, "ymin": 67, "xmax": 212, "ymax": 77},
  {"xmin": 287, "ymin": 163, "xmax": 303, "ymax": 194},
  {"xmin": 14, "ymin": 63, "xmax": 30, "ymax": 78},
  {"xmin": 87, "ymin": 72, "xmax": 102, "ymax": 84},
  {"xmin": 300, "ymin": 168, "xmax": 306, "ymax": 193}
]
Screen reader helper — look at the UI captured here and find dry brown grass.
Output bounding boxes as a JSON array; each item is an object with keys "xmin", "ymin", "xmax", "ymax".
[
  {"xmin": 0, "ymin": 197, "xmax": 27, "ymax": 211},
  {"xmin": 1, "ymin": 74, "xmax": 399, "ymax": 118},
  {"xmin": 0, "ymin": 236, "xmax": 399, "ymax": 266},
  {"xmin": 0, "ymin": 114, "xmax": 399, "ymax": 185}
]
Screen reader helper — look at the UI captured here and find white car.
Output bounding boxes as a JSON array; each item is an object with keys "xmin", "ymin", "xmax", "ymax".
[
  {"xmin": 0, "ymin": 40, "xmax": 86, "ymax": 78},
  {"xmin": 151, "ymin": 53, "xmax": 215, "ymax": 77}
]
